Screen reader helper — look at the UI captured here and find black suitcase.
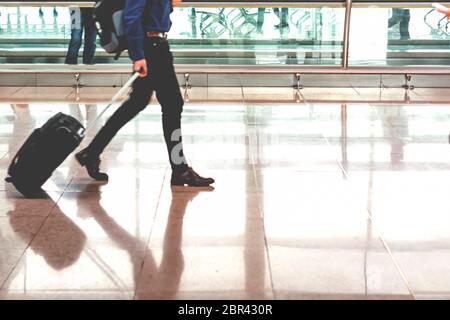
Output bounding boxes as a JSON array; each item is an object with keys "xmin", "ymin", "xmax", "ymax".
[
  {"xmin": 5, "ymin": 112, "xmax": 85, "ymax": 196},
  {"xmin": 5, "ymin": 72, "xmax": 139, "ymax": 197}
]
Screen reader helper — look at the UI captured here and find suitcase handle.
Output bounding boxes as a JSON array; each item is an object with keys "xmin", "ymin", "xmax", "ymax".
[{"xmin": 83, "ymin": 71, "xmax": 141, "ymax": 135}]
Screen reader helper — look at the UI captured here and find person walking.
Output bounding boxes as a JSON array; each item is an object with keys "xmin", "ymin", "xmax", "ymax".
[{"xmin": 75, "ymin": 0, "xmax": 214, "ymax": 187}]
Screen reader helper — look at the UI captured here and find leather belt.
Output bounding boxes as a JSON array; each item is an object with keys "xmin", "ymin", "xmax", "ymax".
[{"xmin": 146, "ymin": 32, "xmax": 168, "ymax": 39}]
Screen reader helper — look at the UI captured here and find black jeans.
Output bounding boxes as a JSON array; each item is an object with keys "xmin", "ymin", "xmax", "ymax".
[{"xmin": 86, "ymin": 38, "xmax": 188, "ymax": 173}]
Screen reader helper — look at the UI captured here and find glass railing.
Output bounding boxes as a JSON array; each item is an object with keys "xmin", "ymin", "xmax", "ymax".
[
  {"xmin": 349, "ymin": 4, "xmax": 450, "ymax": 66},
  {"xmin": 0, "ymin": 1, "xmax": 449, "ymax": 68}
]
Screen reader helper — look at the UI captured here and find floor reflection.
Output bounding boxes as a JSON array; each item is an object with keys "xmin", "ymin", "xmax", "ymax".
[
  {"xmin": 2, "ymin": 97, "xmax": 450, "ymax": 299},
  {"xmin": 76, "ymin": 186, "xmax": 210, "ymax": 299},
  {"xmin": 378, "ymin": 106, "xmax": 410, "ymax": 164},
  {"xmin": 8, "ymin": 191, "xmax": 86, "ymax": 270}
]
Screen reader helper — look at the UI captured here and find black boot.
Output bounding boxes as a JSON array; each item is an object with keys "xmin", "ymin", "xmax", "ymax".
[
  {"xmin": 171, "ymin": 167, "xmax": 214, "ymax": 187},
  {"xmin": 75, "ymin": 148, "xmax": 109, "ymax": 181}
]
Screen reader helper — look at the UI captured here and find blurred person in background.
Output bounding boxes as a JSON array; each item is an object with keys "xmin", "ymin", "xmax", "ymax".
[
  {"xmin": 65, "ymin": 7, "xmax": 97, "ymax": 64},
  {"xmin": 273, "ymin": 8, "xmax": 289, "ymax": 29},
  {"xmin": 388, "ymin": 8, "xmax": 410, "ymax": 40}
]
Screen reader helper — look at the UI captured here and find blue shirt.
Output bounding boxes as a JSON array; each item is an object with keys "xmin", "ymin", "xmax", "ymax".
[{"xmin": 124, "ymin": 0, "xmax": 173, "ymax": 61}]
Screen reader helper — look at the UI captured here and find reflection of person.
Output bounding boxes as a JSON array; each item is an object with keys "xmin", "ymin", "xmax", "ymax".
[
  {"xmin": 8, "ymin": 191, "xmax": 87, "ymax": 270},
  {"xmin": 77, "ymin": 187, "xmax": 206, "ymax": 298},
  {"xmin": 75, "ymin": 0, "xmax": 214, "ymax": 187},
  {"xmin": 65, "ymin": 7, "xmax": 97, "ymax": 65},
  {"xmin": 68, "ymin": 102, "xmax": 103, "ymax": 160},
  {"xmin": 9, "ymin": 104, "xmax": 35, "ymax": 156},
  {"xmin": 379, "ymin": 106, "xmax": 409, "ymax": 163},
  {"xmin": 68, "ymin": 103, "xmax": 99, "ymax": 131},
  {"xmin": 388, "ymin": 9, "xmax": 410, "ymax": 40}
]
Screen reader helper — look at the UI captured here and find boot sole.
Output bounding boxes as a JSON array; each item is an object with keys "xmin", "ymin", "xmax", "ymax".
[
  {"xmin": 171, "ymin": 180, "xmax": 214, "ymax": 187},
  {"xmin": 171, "ymin": 185, "xmax": 215, "ymax": 192}
]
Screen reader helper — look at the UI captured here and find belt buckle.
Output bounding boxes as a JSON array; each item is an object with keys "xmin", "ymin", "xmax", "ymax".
[{"xmin": 147, "ymin": 32, "xmax": 167, "ymax": 39}]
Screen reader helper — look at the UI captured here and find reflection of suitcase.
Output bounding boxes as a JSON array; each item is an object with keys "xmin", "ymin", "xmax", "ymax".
[
  {"xmin": 5, "ymin": 72, "xmax": 139, "ymax": 197},
  {"xmin": 5, "ymin": 112, "xmax": 84, "ymax": 196}
]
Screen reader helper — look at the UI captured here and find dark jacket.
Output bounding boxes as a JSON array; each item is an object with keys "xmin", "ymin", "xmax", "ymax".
[{"xmin": 124, "ymin": 0, "xmax": 173, "ymax": 61}]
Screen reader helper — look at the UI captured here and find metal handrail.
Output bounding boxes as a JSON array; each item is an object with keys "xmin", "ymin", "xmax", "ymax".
[
  {"xmin": 342, "ymin": 0, "xmax": 352, "ymax": 68},
  {"xmin": 0, "ymin": 2, "xmax": 346, "ymax": 8},
  {"xmin": 0, "ymin": 64, "xmax": 449, "ymax": 74},
  {"xmin": 1, "ymin": 2, "xmax": 449, "ymax": 8}
]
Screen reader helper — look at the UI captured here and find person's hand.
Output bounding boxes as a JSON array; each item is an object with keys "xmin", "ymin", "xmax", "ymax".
[
  {"xmin": 172, "ymin": 0, "xmax": 182, "ymax": 7},
  {"xmin": 134, "ymin": 59, "xmax": 147, "ymax": 77}
]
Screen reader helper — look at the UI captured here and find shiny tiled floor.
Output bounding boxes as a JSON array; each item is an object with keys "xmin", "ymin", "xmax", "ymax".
[{"xmin": 1, "ymin": 86, "xmax": 450, "ymax": 299}]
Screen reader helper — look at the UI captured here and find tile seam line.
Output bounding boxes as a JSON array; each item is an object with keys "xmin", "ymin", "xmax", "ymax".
[
  {"xmin": 0, "ymin": 87, "xmax": 25, "ymax": 102},
  {"xmin": 132, "ymin": 166, "xmax": 168, "ymax": 300},
  {"xmin": 328, "ymin": 121, "xmax": 417, "ymax": 300},
  {"xmin": 0, "ymin": 188, "xmax": 66, "ymax": 291},
  {"xmin": 244, "ymin": 93, "xmax": 276, "ymax": 299},
  {"xmin": 250, "ymin": 132, "xmax": 277, "ymax": 300},
  {"xmin": 365, "ymin": 210, "xmax": 416, "ymax": 299},
  {"xmin": 0, "ymin": 164, "xmax": 83, "ymax": 290},
  {"xmin": 326, "ymin": 102, "xmax": 417, "ymax": 299},
  {"xmin": 65, "ymin": 87, "xmax": 75, "ymax": 101},
  {"xmin": 297, "ymin": 89, "xmax": 417, "ymax": 300},
  {"xmin": 9, "ymin": 87, "xmax": 25, "ymax": 98}
]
